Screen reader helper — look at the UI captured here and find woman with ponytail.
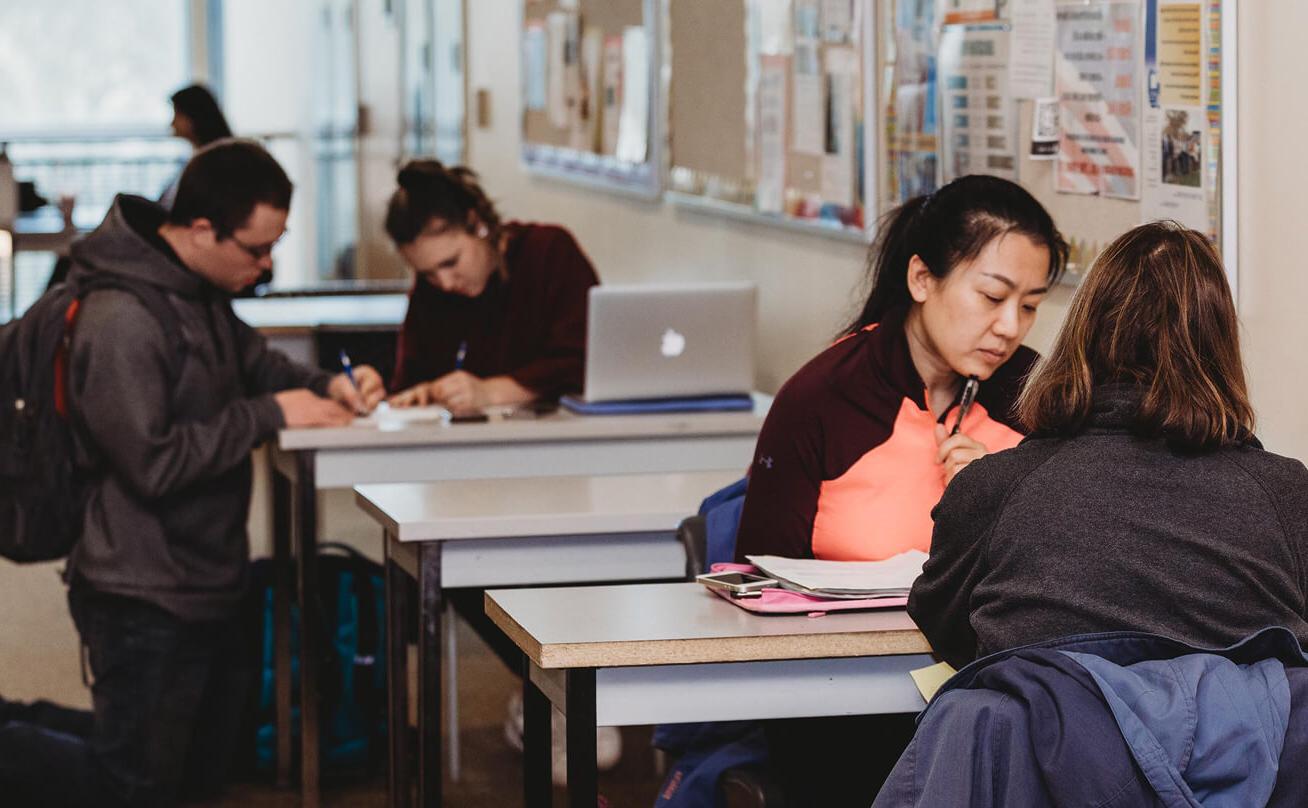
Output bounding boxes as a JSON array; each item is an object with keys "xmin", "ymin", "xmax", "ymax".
[
  {"xmin": 383, "ymin": 162, "xmax": 615, "ymax": 777},
  {"xmin": 734, "ymin": 174, "xmax": 1067, "ymax": 807},
  {"xmin": 384, "ymin": 160, "xmax": 599, "ymax": 413}
]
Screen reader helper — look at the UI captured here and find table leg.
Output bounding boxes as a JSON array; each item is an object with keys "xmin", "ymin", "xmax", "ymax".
[
  {"xmin": 523, "ymin": 660, "xmax": 552, "ymax": 808},
  {"xmin": 385, "ymin": 532, "xmax": 412, "ymax": 808},
  {"xmin": 270, "ymin": 454, "xmax": 293, "ymax": 788},
  {"xmin": 417, "ymin": 542, "xmax": 444, "ymax": 807},
  {"xmin": 445, "ymin": 599, "xmax": 461, "ymax": 782},
  {"xmin": 566, "ymin": 668, "xmax": 598, "ymax": 808},
  {"xmin": 294, "ymin": 450, "xmax": 321, "ymax": 808}
]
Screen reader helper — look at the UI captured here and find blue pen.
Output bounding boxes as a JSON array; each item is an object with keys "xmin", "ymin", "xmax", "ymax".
[
  {"xmin": 454, "ymin": 340, "xmax": 468, "ymax": 371},
  {"xmin": 339, "ymin": 349, "xmax": 360, "ymax": 391}
]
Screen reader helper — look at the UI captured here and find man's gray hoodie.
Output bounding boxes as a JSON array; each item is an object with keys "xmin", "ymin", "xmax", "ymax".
[{"xmin": 65, "ymin": 194, "xmax": 332, "ymax": 620}]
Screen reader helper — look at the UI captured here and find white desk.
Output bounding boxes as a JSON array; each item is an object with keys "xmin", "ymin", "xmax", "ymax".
[
  {"xmin": 355, "ymin": 470, "xmax": 740, "ymax": 808},
  {"xmin": 270, "ymin": 399, "xmax": 769, "ymax": 807},
  {"xmin": 486, "ymin": 583, "xmax": 933, "ymax": 808}
]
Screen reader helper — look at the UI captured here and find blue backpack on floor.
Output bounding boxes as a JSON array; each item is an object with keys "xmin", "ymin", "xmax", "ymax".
[
  {"xmin": 653, "ymin": 478, "xmax": 772, "ymax": 807},
  {"xmin": 243, "ymin": 542, "xmax": 388, "ymax": 777}
]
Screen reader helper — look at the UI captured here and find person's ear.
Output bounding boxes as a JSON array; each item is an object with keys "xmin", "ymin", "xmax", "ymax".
[
  {"xmin": 189, "ymin": 217, "xmax": 218, "ymax": 248},
  {"xmin": 906, "ymin": 254, "xmax": 935, "ymax": 304}
]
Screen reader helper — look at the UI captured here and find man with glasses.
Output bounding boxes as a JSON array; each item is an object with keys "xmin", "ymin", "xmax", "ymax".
[{"xmin": 0, "ymin": 139, "xmax": 385, "ymax": 806}]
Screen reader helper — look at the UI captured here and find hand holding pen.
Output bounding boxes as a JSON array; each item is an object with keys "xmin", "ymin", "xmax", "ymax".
[
  {"xmin": 935, "ymin": 375, "xmax": 987, "ymax": 485},
  {"xmin": 331, "ymin": 349, "xmax": 386, "ymax": 415}
]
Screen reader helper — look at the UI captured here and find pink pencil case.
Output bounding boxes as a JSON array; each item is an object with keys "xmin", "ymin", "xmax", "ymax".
[{"xmin": 705, "ymin": 562, "xmax": 909, "ymax": 614}]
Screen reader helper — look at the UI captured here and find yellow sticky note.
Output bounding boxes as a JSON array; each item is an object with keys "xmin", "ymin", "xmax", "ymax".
[{"xmin": 910, "ymin": 661, "xmax": 957, "ymax": 703}]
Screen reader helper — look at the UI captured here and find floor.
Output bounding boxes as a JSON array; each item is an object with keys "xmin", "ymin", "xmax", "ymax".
[{"xmin": 203, "ymin": 615, "xmax": 666, "ymax": 807}]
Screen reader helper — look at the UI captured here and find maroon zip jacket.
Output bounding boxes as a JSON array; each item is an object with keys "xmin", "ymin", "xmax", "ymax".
[{"xmin": 391, "ymin": 222, "xmax": 599, "ymax": 398}]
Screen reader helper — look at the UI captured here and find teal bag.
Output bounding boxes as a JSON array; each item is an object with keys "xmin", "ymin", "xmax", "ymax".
[{"xmin": 245, "ymin": 543, "xmax": 388, "ymax": 778}]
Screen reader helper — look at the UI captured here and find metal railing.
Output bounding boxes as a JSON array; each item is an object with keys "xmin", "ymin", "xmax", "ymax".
[{"xmin": 0, "ymin": 127, "xmax": 362, "ymax": 321}]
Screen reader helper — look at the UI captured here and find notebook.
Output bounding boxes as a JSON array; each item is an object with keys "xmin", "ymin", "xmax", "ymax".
[
  {"xmin": 580, "ymin": 283, "xmax": 757, "ymax": 403},
  {"xmin": 745, "ymin": 551, "xmax": 928, "ymax": 599}
]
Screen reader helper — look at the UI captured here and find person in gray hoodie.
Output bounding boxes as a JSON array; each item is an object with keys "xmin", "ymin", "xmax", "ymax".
[{"xmin": 0, "ymin": 139, "xmax": 384, "ymax": 807}]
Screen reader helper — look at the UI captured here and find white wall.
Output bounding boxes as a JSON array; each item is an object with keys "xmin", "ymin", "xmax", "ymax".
[{"xmin": 1237, "ymin": 2, "xmax": 1308, "ymax": 460}]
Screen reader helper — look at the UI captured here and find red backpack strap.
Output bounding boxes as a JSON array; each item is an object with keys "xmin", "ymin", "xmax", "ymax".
[{"xmin": 53, "ymin": 298, "xmax": 81, "ymax": 420}]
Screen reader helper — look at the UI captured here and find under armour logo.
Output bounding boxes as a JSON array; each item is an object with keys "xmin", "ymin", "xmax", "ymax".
[{"xmin": 759, "ymin": 456, "xmax": 774, "ymax": 469}]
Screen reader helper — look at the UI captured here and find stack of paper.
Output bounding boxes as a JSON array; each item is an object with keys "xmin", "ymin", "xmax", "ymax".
[{"xmin": 746, "ymin": 550, "xmax": 928, "ymax": 600}]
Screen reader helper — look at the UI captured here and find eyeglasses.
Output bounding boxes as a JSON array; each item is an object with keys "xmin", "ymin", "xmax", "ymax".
[{"xmin": 227, "ymin": 232, "xmax": 284, "ymax": 260}]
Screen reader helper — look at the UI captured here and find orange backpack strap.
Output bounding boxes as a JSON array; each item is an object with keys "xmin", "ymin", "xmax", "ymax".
[{"xmin": 53, "ymin": 298, "xmax": 81, "ymax": 420}]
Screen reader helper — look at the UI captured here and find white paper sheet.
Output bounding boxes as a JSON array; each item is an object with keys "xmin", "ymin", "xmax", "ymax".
[
  {"xmin": 615, "ymin": 26, "xmax": 649, "ymax": 164},
  {"xmin": 820, "ymin": 0, "xmax": 854, "ymax": 43},
  {"xmin": 757, "ymin": 55, "xmax": 789, "ymax": 214},
  {"xmin": 1008, "ymin": 0, "xmax": 1056, "ymax": 99},
  {"xmin": 758, "ymin": 0, "xmax": 795, "ymax": 55},
  {"xmin": 523, "ymin": 22, "xmax": 548, "ymax": 111},
  {"xmin": 1141, "ymin": 106, "xmax": 1208, "ymax": 231},
  {"xmin": 354, "ymin": 403, "xmax": 452, "ymax": 432}
]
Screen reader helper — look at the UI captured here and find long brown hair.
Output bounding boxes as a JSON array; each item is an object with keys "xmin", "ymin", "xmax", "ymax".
[{"xmin": 1017, "ymin": 221, "xmax": 1253, "ymax": 449}]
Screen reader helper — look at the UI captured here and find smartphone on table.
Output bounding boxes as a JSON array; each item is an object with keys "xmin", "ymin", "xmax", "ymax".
[{"xmin": 696, "ymin": 571, "xmax": 778, "ymax": 598}]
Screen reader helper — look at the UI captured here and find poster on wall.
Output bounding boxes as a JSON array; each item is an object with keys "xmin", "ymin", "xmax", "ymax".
[
  {"xmin": 821, "ymin": 46, "xmax": 859, "ymax": 207},
  {"xmin": 1008, "ymin": 0, "xmax": 1056, "ymax": 99},
  {"xmin": 886, "ymin": 0, "xmax": 941, "ymax": 202},
  {"xmin": 600, "ymin": 34, "xmax": 623, "ymax": 156},
  {"xmin": 794, "ymin": 0, "xmax": 825, "ymax": 155},
  {"xmin": 1054, "ymin": 1, "xmax": 1141, "ymax": 200},
  {"xmin": 942, "ymin": 0, "xmax": 997, "ymax": 25},
  {"xmin": 523, "ymin": 21, "xmax": 548, "ymax": 111},
  {"xmin": 1141, "ymin": 0, "xmax": 1209, "ymax": 233},
  {"xmin": 615, "ymin": 26, "xmax": 649, "ymax": 164},
  {"xmin": 938, "ymin": 23, "xmax": 1018, "ymax": 182},
  {"xmin": 757, "ymin": 54, "xmax": 790, "ymax": 213}
]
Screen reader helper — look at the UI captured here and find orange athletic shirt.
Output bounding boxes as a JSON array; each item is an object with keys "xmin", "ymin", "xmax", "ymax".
[{"xmin": 734, "ymin": 308, "xmax": 1035, "ymax": 562}]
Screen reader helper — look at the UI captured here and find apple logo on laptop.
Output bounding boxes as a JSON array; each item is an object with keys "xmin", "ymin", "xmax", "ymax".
[{"xmin": 660, "ymin": 328, "xmax": 686, "ymax": 358}]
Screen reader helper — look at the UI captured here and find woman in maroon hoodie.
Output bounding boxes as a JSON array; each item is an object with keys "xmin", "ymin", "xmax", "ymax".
[
  {"xmin": 382, "ymin": 161, "xmax": 618, "ymax": 775},
  {"xmin": 384, "ymin": 160, "xmax": 599, "ymax": 413}
]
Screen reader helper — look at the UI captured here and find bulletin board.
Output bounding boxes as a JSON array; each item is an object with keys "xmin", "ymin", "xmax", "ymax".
[
  {"xmin": 664, "ymin": 0, "xmax": 876, "ymax": 241},
  {"xmin": 880, "ymin": 0, "xmax": 1236, "ymax": 289},
  {"xmin": 520, "ymin": 0, "xmax": 663, "ymax": 198}
]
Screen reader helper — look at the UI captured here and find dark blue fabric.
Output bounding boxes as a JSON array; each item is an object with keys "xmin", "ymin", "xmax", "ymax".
[
  {"xmin": 700, "ymin": 477, "xmax": 747, "ymax": 572},
  {"xmin": 652, "ymin": 477, "xmax": 763, "ymax": 807},
  {"xmin": 559, "ymin": 394, "xmax": 754, "ymax": 415},
  {"xmin": 653, "ymin": 723, "xmax": 769, "ymax": 808},
  {"xmin": 0, "ymin": 587, "xmax": 252, "ymax": 808},
  {"xmin": 875, "ymin": 628, "xmax": 1308, "ymax": 808}
]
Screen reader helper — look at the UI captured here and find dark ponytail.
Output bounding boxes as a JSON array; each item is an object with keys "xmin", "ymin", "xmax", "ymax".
[
  {"xmin": 843, "ymin": 175, "xmax": 1068, "ymax": 335},
  {"xmin": 384, "ymin": 160, "xmax": 503, "ymax": 245}
]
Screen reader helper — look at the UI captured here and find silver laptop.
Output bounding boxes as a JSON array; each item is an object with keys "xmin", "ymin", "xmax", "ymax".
[{"xmin": 583, "ymin": 283, "xmax": 757, "ymax": 402}]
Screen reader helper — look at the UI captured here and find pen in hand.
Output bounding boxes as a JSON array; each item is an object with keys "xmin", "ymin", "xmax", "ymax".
[
  {"xmin": 454, "ymin": 340, "xmax": 468, "ymax": 371},
  {"xmin": 338, "ymin": 349, "xmax": 360, "ymax": 393},
  {"xmin": 950, "ymin": 376, "xmax": 980, "ymax": 436}
]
